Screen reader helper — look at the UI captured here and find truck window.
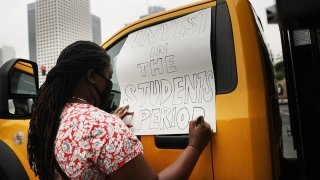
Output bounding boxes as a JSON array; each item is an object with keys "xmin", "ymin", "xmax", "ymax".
[
  {"xmin": 10, "ymin": 68, "xmax": 36, "ymax": 95},
  {"xmin": 106, "ymin": 37, "xmax": 127, "ymax": 93},
  {"xmin": 8, "ymin": 65, "xmax": 36, "ymax": 116}
]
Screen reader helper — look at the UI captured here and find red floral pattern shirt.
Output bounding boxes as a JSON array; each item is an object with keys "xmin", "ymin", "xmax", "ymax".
[{"xmin": 54, "ymin": 103, "xmax": 143, "ymax": 179}]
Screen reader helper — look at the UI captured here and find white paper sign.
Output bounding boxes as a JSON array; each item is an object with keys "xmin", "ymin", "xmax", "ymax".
[{"xmin": 116, "ymin": 8, "xmax": 215, "ymax": 135}]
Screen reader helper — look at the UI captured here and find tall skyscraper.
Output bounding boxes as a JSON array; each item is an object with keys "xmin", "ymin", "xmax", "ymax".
[
  {"xmin": 28, "ymin": 0, "xmax": 102, "ymax": 85},
  {"xmin": 36, "ymin": 0, "xmax": 92, "ymax": 84},
  {"xmin": 0, "ymin": 45, "xmax": 16, "ymax": 65},
  {"xmin": 92, "ymin": 15, "xmax": 101, "ymax": 44},
  {"xmin": 27, "ymin": 3, "xmax": 36, "ymax": 62}
]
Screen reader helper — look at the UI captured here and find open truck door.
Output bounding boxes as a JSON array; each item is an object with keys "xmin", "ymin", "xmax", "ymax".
[
  {"xmin": 0, "ymin": 59, "xmax": 39, "ymax": 179},
  {"xmin": 268, "ymin": 0, "xmax": 320, "ymax": 179}
]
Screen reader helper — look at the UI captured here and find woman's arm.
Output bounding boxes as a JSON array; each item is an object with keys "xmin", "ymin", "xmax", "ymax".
[
  {"xmin": 108, "ymin": 117, "xmax": 212, "ymax": 180},
  {"xmin": 158, "ymin": 145, "xmax": 202, "ymax": 180}
]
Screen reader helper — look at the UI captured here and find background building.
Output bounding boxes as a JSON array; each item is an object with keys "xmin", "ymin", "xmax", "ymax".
[
  {"xmin": 0, "ymin": 45, "xmax": 15, "ymax": 65},
  {"xmin": 140, "ymin": 6, "xmax": 166, "ymax": 18},
  {"xmin": 92, "ymin": 14, "xmax": 101, "ymax": 44},
  {"xmin": 28, "ymin": 0, "xmax": 101, "ymax": 85},
  {"xmin": 27, "ymin": 3, "xmax": 36, "ymax": 62}
]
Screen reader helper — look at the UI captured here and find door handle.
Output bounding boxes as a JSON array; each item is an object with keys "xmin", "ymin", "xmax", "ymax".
[{"xmin": 155, "ymin": 134, "xmax": 188, "ymax": 149}]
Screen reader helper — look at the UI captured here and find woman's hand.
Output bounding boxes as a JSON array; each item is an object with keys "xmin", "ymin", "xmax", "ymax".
[
  {"xmin": 188, "ymin": 116, "xmax": 212, "ymax": 152},
  {"xmin": 113, "ymin": 105, "xmax": 134, "ymax": 127}
]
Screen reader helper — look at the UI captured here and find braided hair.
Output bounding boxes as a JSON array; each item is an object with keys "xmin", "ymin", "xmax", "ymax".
[{"xmin": 27, "ymin": 41, "xmax": 110, "ymax": 179}]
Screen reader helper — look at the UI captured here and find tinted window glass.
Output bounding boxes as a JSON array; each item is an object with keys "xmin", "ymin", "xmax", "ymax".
[
  {"xmin": 215, "ymin": 2, "xmax": 237, "ymax": 93},
  {"xmin": 107, "ymin": 37, "xmax": 127, "ymax": 92},
  {"xmin": 10, "ymin": 68, "xmax": 36, "ymax": 95},
  {"xmin": 8, "ymin": 98, "xmax": 34, "ymax": 115}
]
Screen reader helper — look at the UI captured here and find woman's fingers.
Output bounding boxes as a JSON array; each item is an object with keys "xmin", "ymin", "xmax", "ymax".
[
  {"xmin": 113, "ymin": 105, "xmax": 134, "ymax": 119},
  {"xmin": 113, "ymin": 105, "xmax": 134, "ymax": 127},
  {"xmin": 119, "ymin": 111, "xmax": 134, "ymax": 119},
  {"xmin": 114, "ymin": 105, "xmax": 128, "ymax": 114},
  {"xmin": 125, "ymin": 111, "xmax": 134, "ymax": 116},
  {"xmin": 195, "ymin": 116, "xmax": 204, "ymax": 126},
  {"xmin": 189, "ymin": 120, "xmax": 196, "ymax": 130},
  {"xmin": 114, "ymin": 106, "xmax": 126, "ymax": 115}
]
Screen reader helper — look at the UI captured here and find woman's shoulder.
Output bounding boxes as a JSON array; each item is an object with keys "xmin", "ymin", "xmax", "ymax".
[
  {"xmin": 59, "ymin": 103, "xmax": 127, "ymax": 138},
  {"xmin": 61, "ymin": 103, "xmax": 119, "ymax": 123}
]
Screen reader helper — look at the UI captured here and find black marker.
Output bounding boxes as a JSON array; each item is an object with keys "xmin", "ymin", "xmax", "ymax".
[{"xmin": 196, "ymin": 116, "xmax": 204, "ymax": 126}]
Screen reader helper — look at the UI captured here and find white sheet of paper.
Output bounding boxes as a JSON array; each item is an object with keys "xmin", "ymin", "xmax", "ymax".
[{"xmin": 116, "ymin": 8, "xmax": 215, "ymax": 135}]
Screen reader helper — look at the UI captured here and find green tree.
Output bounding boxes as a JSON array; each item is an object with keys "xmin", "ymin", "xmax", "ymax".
[{"xmin": 274, "ymin": 60, "xmax": 285, "ymax": 80}]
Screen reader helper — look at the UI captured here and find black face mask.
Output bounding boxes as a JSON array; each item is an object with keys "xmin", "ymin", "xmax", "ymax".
[{"xmin": 95, "ymin": 72, "xmax": 113, "ymax": 111}]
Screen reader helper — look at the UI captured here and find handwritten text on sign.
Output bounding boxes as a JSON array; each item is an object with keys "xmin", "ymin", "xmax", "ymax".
[{"xmin": 116, "ymin": 8, "xmax": 215, "ymax": 135}]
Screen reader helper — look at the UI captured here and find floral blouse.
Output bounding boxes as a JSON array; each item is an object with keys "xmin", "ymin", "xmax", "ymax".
[{"xmin": 54, "ymin": 103, "xmax": 143, "ymax": 179}]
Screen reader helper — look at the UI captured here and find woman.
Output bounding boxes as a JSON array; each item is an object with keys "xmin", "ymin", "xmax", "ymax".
[{"xmin": 28, "ymin": 41, "xmax": 212, "ymax": 179}]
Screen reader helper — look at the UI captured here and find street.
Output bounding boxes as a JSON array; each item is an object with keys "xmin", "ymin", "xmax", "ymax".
[{"xmin": 279, "ymin": 104, "xmax": 297, "ymax": 159}]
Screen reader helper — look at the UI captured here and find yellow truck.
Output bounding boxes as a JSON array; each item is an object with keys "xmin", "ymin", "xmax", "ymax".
[{"xmin": 0, "ymin": 0, "xmax": 286, "ymax": 179}]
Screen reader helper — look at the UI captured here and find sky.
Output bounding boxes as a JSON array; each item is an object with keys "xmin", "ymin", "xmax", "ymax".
[{"xmin": 0, "ymin": 0, "xmax": 281, "ymax": 62}]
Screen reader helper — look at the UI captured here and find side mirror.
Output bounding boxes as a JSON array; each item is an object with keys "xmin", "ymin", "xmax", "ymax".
[{"xmin": 0, "ymin": 59, "xmax": 39, "ymax": 118}]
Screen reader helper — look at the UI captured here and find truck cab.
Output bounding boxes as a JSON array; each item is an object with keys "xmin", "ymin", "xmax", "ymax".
[
  {"xmin": 102, "ymin": 0, "xmax": 282, "ymax": 179},
  {"xmin": 0, "ymin": 59, "xmax": 38, "ymax": 179}
]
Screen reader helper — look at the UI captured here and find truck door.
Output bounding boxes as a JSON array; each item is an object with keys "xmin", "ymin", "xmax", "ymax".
[
  {"xmin": 104, "ymin": 1, "xmax": 238, "ymax": 179},
  {"xmin": 267, "ymin": 1, "xmax": 320, "ymax": 179}
]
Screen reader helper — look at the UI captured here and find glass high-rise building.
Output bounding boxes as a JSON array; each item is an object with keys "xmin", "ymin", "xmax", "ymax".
[
  {"xmin": 28, "ymin": 0, "xmax": 101, "ymax": 85},
  {"xmin": 27, "ymin": 3, "xmax": 36, "ymax": 62},
  {"xmin": 92, "ymin": 14, "xmax": 101, "ymax": 45},
  {"xmin": 140, "ymin": 6, "xmax": 166, "ymax": 19}
]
